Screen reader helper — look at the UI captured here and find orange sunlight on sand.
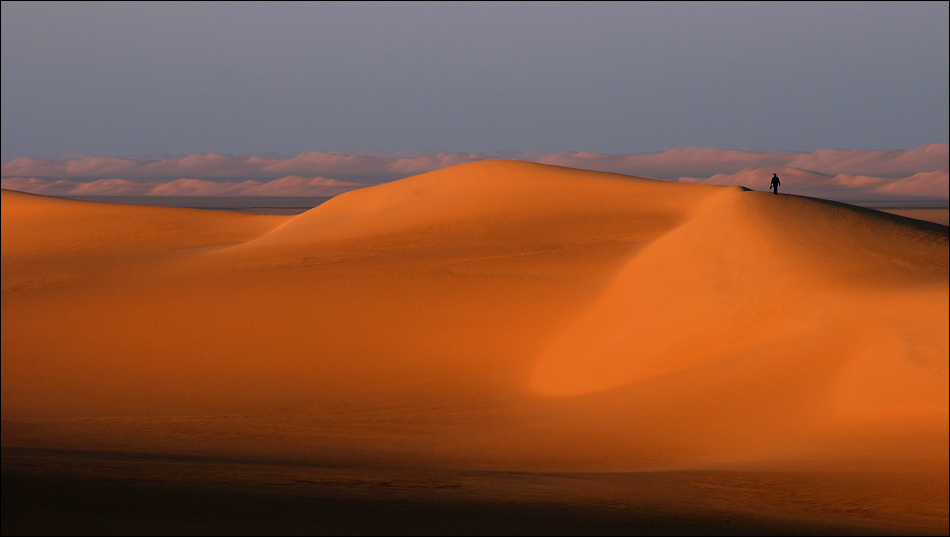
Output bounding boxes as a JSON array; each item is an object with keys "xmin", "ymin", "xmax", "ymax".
[{"xmin": 3, "ymin": 161, "xmax": 947, "ymax": 475}]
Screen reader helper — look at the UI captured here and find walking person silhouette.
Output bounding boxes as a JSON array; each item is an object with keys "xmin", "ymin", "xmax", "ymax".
[{"xmin": 770, "ymin": 173, "xmax": 781, "ymax": 195}]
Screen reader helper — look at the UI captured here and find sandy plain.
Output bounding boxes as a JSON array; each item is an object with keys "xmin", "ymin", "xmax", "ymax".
[
  {"xmin": 2, "ymin": 161, "xmax": 948, "ymax": 534},
  {"xmin": 881, "ymin": 209, "xmax": 949, "ymax": 227}
]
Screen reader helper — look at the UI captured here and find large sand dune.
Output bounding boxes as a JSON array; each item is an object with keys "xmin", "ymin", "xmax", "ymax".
[{"xmin": 3, "ymin": 161, "xmax": 947, "ymax": 474}]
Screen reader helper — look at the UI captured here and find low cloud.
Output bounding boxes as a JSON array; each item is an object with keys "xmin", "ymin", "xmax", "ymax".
[
  {"xmin": 0, "ymin": 176, "xmax": 363, "ymax": 197},
  {"xmin": 2, "ymin": 144, "xmax": 946, "ymax": 201}
]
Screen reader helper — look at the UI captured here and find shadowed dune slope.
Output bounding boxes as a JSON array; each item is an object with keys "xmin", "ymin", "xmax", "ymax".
[{"xmin": 2, "ymin": 161, "xmax": 947, "ymax": 472}]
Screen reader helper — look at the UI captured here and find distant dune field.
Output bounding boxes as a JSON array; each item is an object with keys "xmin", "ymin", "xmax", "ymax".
[{"xmin": 2, "ymin": 161, "xmax": 947, "ymax": 532}]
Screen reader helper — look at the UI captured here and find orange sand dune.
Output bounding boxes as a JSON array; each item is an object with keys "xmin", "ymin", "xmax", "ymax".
[{"xmin": 2, "ymin": 161, "xmax": 947, "ymax": 473}]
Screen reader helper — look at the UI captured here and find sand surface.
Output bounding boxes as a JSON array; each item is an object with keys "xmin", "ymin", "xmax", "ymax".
[{"xmin": 2, "ymin": 161, "xmax": 947, "ymax": 533}]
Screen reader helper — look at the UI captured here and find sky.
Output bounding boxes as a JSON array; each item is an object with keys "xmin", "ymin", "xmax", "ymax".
[{"xmin": 2, "ymin": 1, "xmax": 948, "ymax": 157}]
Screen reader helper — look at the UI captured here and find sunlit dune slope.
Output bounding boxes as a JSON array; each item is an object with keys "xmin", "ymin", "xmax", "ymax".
[
  {"xmin": 2, "ymin": 189, "xmax": 288, "ymax": 258},
  {"xmin": 2, "ymin": 161, "xmax": 947, "ymax": 470},
  {"xmin": 533, "ymin": 191, "xmax": 948, "ymax": 396}
]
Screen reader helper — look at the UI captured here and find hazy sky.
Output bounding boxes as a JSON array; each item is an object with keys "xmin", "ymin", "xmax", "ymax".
[{"xmin": 2, "ymin": 1, "xmax": 948, "ymax": 157}]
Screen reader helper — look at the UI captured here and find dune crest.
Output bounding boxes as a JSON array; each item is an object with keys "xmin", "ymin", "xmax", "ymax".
[{"xmin": 241, "ymin": 161, "xmax": 719, "ymax": 249}]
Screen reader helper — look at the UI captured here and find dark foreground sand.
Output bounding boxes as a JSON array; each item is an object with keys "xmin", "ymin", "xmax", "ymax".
[{"xmin": 2, "ymin": 448, "xmax": 946, "ymax": 536}]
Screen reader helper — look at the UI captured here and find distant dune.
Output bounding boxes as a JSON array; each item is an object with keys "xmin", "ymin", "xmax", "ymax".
[{"xmin": 3, "ymin": 160, "xmax": 946, "ymax": 475}]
